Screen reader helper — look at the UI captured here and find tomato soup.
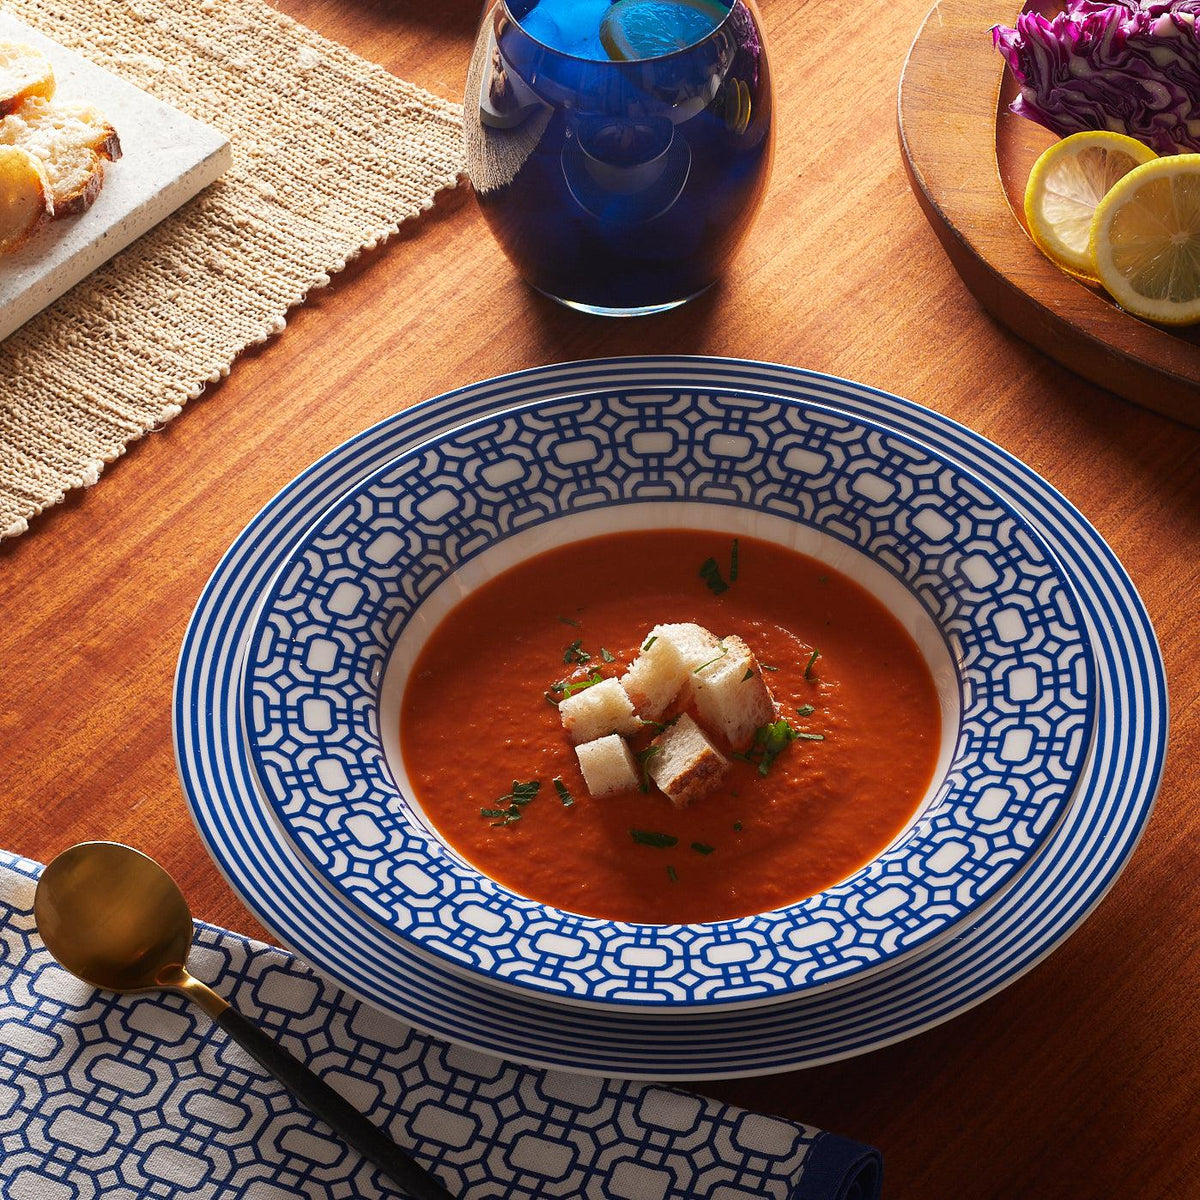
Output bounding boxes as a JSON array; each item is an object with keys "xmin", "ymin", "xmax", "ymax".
[{"xmin": 400, "ymin": 531, "xmax": 941, "ymax": 924}]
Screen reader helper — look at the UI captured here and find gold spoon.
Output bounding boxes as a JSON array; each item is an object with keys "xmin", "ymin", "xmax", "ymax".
[{"xmin": 34, "ymin": 841, "xmax": 453, "ymax": 1200}]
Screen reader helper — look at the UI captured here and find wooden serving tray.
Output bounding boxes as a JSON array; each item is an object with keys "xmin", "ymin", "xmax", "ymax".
[{"xmin": 898, "ymin": 0, "xmax": 1200, "ymax": 427}]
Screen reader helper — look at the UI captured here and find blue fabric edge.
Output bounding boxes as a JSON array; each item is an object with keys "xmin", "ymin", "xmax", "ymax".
[{"xmin": 792, "ymin": 1131, "xmax": 883, "ymax": 1200}]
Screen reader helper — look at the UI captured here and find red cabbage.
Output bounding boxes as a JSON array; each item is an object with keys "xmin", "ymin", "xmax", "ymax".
[{"xmin": 993, "ymin": 1, "xmax": 1200, "ymax": 153}]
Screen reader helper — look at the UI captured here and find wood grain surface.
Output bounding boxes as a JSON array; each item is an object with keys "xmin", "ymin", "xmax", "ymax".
[
  {"xmin": 1, "ymin": 1, "xmax": 1197, "ymax": 1197},
  {"xmin": 901, "ymin": 0, "xmax": 1200, "ymax": 425}
]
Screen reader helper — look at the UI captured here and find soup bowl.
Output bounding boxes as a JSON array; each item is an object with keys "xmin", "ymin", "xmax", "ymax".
[{"xmin": 241, "ymin": 387, "xmax": 1095, "ymax": 1010}]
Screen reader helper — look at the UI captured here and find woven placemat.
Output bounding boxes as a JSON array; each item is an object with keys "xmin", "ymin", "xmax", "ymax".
[{"xmin": 1, "ymin": 0, "xmax": 464, "ymax": 540}]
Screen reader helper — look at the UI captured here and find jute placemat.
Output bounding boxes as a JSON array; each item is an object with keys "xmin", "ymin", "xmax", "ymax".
[{"xmin": 1, "ymin": 0, "xmax": 464, "ymax": 540}]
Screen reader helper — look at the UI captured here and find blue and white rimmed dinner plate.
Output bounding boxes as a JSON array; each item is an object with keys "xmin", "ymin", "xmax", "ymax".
[
  {"xmin": 174, "ymin": 358, "xmax": 1166, "ymax": 1079},
  {"xmin": 238, "ymin": 389, "xmax": 1094, "ymax": 1009}
]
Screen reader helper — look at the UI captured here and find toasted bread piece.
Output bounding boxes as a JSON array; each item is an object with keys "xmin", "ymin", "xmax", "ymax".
[
  {"xmin": 575, "ymin": 734, "xmax": 640, "ymax": 798},
  {"xmin": 646, "ymin": 713, "xmax": 729, "ymax": 808},
  {"xmin": 692, "ymin": 635, "xmax": 778, "ymax": 751},
  {"xmin": 0, "ymin": 143, "xmax": 52, "ymax": 254},
  {"xmin": 0, "ymin": 97, "xmax": 121, "ymax": 218},
  {"xmin": 0, "ymin": 43, "xmax": 55, "ymax": 117},
  {"xmin": 559, "ymin": 677, "xmax": 641, "ymax": 746},
  {"xmin": 621, "ymin": 630, "xmax": 687, "ymax": 720}
]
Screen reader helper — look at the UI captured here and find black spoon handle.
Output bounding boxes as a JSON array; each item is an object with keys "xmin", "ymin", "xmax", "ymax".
[{"xmin": 215, "ymin": 1005, "xmax": 453, "ymax": 1200}]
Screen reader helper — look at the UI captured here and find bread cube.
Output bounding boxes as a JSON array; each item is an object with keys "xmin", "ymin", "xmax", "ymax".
[
  {"xmin": 620, "ymin": 623, "xmax": 720, "ymax": 719},
  {"xmin": 559, "ymin": 677, "xmax": 640, "ymax": 745},
  {"xmin": 646, "ymin": 713, "xmax": 729, "ymax": 808},
  {"xmin": 691, "ymin": 635, "xmax": 778, "ymax": 751},
  {"xmin": 575, "ymin": 734, "xmax": 640, "ymax": 798}
]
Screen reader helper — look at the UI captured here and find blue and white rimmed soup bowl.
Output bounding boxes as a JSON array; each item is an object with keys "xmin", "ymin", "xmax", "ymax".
[{"xmin": 241, "ymin": 387, "xmax": 1096, "ymax": 1011}]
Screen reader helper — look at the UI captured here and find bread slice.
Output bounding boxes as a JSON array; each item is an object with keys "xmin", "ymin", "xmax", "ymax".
[
  {"xmin": 0, "ymin": 97, "xmax": 121, "ymax": 218},
  {"xmin": 0, "ymin": 43, "xmax": 55, "ymax": 117},
  {"xmin": 691, "ymin": 635, "xmax": 778, "ymax": 751},
  {"xmin": 646, "ymin": 713, "xmax": 729, "ymax": 808},
  {"xmin": 621, "ymin": 623, "xmax": 722, "ymax": 719},
  {"xmin": 575, "ymin": 734, "xmax": 640, "ymax": 798},
  {"xmin": 559, "ymin": 677, "xmax": 641, "ymax": 745},
  {"xmin": 0, "ymin": 144, "xmax": 53, "ymax": 254}
]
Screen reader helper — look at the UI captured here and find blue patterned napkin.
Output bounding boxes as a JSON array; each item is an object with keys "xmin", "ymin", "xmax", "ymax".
[{"xmin": 0, "ymin": 851, "xmax": 881, "ymax": 1199}]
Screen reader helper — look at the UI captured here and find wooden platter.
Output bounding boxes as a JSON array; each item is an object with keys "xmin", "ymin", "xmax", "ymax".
[{"xmin": 898, "ymin": 0, "xmax": 1200, "ymax": 427}]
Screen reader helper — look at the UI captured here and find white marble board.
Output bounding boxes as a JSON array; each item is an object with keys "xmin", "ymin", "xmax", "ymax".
[{"xmin": 0, "ymin": 14, "xmax": 231, "ymax": 343}]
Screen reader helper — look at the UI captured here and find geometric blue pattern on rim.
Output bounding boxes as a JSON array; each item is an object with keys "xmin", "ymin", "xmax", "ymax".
[
  {"xmin": 173, "ymin": 357, "xmax": 1166, "ymax": 1078},
  {"xmin": 241, "ymin": 389, "xmax": 1096, "ymax": 1008}
]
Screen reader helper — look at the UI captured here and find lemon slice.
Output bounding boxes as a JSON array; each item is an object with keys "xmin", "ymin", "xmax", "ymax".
[
  {"xmin": 1024, "ymin": 132, "xmax": 1157, "ymax": 279},
  {"xmin": 1090, "ymin": 154, "xmax": 1200, "ymax": 325},
  {"xmin": 599, "ymin": 0, "xmax": 729, "ymax": 61}
]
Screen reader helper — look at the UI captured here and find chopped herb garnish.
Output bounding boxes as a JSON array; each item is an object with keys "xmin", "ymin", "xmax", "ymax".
[
  {"xmin": 733, "ymin": 821, "xmax": 743, "ymax": 831},
  {"xmin": 483, "ymin": 780, "xmax": 541, "ymax": 826},
  {"xmin": 729, "ymin": 750, "xmax": 754, "ymax": 763},
  {"xmin": 636, "ymin": 745, "xmax": 661, "ymax": 792},
  {"xmin": 667, "ymin": 865, "xmax": 678, "ymax": 883},
  {"xmin": 631, "ymin": 829, "xmax": 678, "ymax": 848},
  {"xmin": 700, "ymin": 557, "xmax": 729, "ymax": 595},
  {"xmin": 642, "ymin": 635, "xmax": 658, "ymax": 651},
  {"xmin": 795, "ymin": 731, "xmax": 825, "ymax": 741},
  {"xmin": 562, "ymin": 673, "xmax": 602, "ymax": 698},
  {"xmin": 804, "ymin": 648, "xmax": 821, "ymax": 679},
  {"xmin": 742, "ymin": 668, "xmax": 755, "ymax": 682},
  {"xmin": 563, "ymin": 639, "xmax": 591, "ymax": 665},
  {"xmin": 761, "ymin": 664, "xmax": 779, "ymax": 672},
  {"xmin": 558, "ymin": 616, "xmax": 580, "ymax": 628},
  {"xmin": 552, "ymin": 777, "xmax": 574, "ymax": 807},
  {"xmin": 691, "ymin": 842, "xmax": 715, "ymax": 856},
  {"xmin": 693, "ymin": 643, "xmax": 729, "ymax": 674},
  {"xmin": 795, "ymin": 704, "xmax": 815, "ymax": 717},
  {"xmin": 752, "ymin": 718, "xmax": 799, "ymax": 777},
  {"xmin": 730, "ymin": 538, "xmax": 739, "ymax": 582},
  {"xmin": 600, "ymin": 647, "xmax": 616, "ymax": 663}
]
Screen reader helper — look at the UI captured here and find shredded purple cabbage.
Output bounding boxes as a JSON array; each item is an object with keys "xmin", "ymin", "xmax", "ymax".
[{"xmin": 993, "ymin": 1, "xmax": 1200, "ymax": 153}]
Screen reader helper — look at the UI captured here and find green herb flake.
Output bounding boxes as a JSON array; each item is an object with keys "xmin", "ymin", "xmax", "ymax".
[
  {"xmin": 733, "ymin": 821, "xmax": 743, "ymax": 831},
  {"xmin": 600, "ymin": 647, "xmax": 616, "ymax": 663},
  {"xmin": 700, "ymin": 557, "xmax": 730, "ymax": 596},
  {"xmin": 553, "ymin": 777, "xmax": 574, "ymax": 807},
  {"xmin": 563, "ymin": 638, "xmax": 591, "ymax": 666},
  {"xmin": 752, "ymin": 718, "xmax": 799, "ymax": 777},
  {"xmin": 631, "ymin": 828, "xmax": 678, "ymax": 848},
  {"xmin": 742, "ymin": 668, "xmax": 755, "ymax": 682},
  {"xmin": 693, "ymin": 643, "xmax": 729, "ymax": 675},
  {"xmin": 642, "ymin": 635, "xmax": 658, "ymax": 652},
  {"xmin": 795, "ymin": 704, "xmax": 815, "ymax": 717},
  {"xmin": 482, "ymin": 780, "xmax": 541, "ymax": 826},
  {"xmin": 795, "ymin": 731, "xmax": 825, "ymax": 741},
  {"xmin": 761, "ymin": 664, "xmax": 779, "ymax": 672},
  {"xmin": 666, "ymin": 865, "xmax": 679, "ymax": 883},
  {"xmin": 804, "ymin": 649, "xmax": 821, "ymax": 679},
  {"xmin": 635, "ymin": 745, "xmax": 661, "ymax": 793},
  {"xmin": 730, "ymin": 538, "xmax": 740, "ymax": 582},
  {"xmin": 558, "ymin": 616, "xmax": 580, "ymax": 628},
  {"xmin": 561, "ymin": 672, "xmax": 603, "ymax": 699},
  {"xmin": 691, "ymin": 842, "xmax": 715, "ymax": 856}
]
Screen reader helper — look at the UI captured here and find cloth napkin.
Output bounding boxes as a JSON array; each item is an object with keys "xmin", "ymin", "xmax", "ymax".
[{"xmin": 0, "ymin": 850, "xmax": 881, "ymax": 1199}]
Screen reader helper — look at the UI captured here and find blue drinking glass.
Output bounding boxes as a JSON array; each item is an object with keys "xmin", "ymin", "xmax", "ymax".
[{"xmin": 464, "ymin": 0, "xmax": 774, "ymax": 316}]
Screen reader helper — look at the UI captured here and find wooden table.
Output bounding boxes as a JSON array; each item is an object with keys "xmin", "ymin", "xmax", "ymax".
[{"xmin": 2, "ymin": 1, "xmax": 1196, "ymax": 1195}]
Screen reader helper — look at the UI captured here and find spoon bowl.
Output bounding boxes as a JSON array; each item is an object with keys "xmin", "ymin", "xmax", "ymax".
[{"xmin": 34, "ymin": 841, "xmax": 195, "ymax": 994}]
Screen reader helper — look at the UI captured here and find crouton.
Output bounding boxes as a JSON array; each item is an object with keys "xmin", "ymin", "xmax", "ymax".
[
  {"xmin": 621, "ymin": 623, "xmax": 722, "ymax": 719},
  {"xmin": 558, "ymin": 677, "xmax": 640, "ymax": 745},
  {"xmin": 646, "ymin": 713, "xmax": 729, "ymax": 808},
  {"xmin": 691, "ymin": 635, "xmax": 778, "ymax": 751},
  {"xmin": 621, "ymin": 631, "xmax": 687, "ymax": 720},
  {"xmin": 0, "ymin": 43, "xmax": 55, "ymax": 118},
  {"xmin": 575, "ymin": 734, "xmax": 640, "ymax": 797}
]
